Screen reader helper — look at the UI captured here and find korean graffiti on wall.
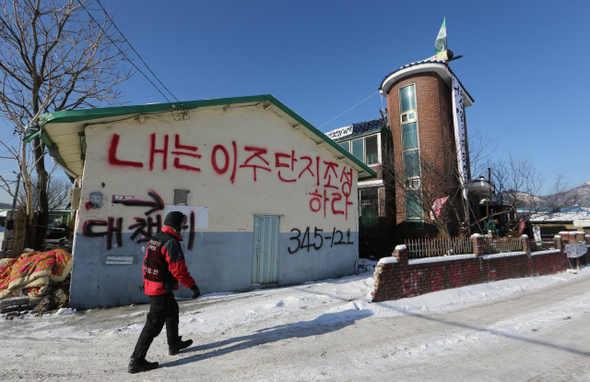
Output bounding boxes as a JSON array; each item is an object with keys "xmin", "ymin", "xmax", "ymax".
[
  {"xmin": 108, "ymin": 133, "xmax": 355, "ymax": 220},
  {"xmin": 82, "ymin": 190, "xmax": 201, "ymax": 251},
  {"xmin": 81, "ymin": 190, "xmax": 355, "ymax": 253}
]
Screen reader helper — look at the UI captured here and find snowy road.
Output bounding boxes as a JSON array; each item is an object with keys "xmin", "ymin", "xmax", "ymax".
[{"xmin": 2, "ymin": 263, "xmax": 590, "ymax": 381}]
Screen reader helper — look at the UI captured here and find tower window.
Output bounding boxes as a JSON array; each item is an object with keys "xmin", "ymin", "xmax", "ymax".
[
  {"xmin": 400, "ymin": 84, "xmax": 417, "ymax": 113},
  {"xmin": 399, "ymin": 84, "xmax": 422, "ymax": 223}
]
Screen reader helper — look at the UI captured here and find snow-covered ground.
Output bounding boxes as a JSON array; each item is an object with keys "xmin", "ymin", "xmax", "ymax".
[{"xmin": 2, "ymin": 259, "xmax": 590, "ymax": 381}]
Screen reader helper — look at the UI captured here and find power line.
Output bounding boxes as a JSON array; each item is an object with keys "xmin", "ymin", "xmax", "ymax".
[
  {"xmin": 318, "ymin": 91, "xmax": 378, "ymax": 129},
  {"xmin": 76, "ymin": 0, "xmax": 177, "ymax": 103},
  {"xmin": 540, "ymin": 164, "xmax": 590, "ymax": 178},
  {"xmin": 544, "ymin": 171, "xmax": 590, "ymax": 180},
  {"xmin": 94, "ymin": 0, "xmax": 179, "ymax": 103},
  {"xmin": 538, "ymin": 165, "xmax": 590, "ymax": 183},
  {"xmin": 543, "ymin": 171, "xmax": 590, "ymax": 182},
  {"xmin": 0, "ymin": 132, "xmax": 17, "ymax": 144},
  {"xmin": 540, "ymin": 162, "xmax": 590, "ymax": 174}
]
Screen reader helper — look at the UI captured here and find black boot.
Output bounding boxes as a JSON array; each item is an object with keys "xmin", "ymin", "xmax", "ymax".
[
  {"xmin": 130, "ymin": 329, "xmax": 158, "ymax": 373},
  {"xmin": 128, "ymin": 358, "xmax": 159, "ymax": 374},
  {"xmin": 169, "ymin": 336, "xmax": 193, "ymax": 355}
]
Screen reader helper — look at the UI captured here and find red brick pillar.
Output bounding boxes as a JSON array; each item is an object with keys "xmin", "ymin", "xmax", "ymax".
[
  {"xmin": 554, "ymin": 235, "xmax": 562, "ymax": 252},
  {"xmin": 392, "ymin": 244, "xmax": 408, "ymax": 265},
  {"xmin": 471, "ymin": 234, "xmax": 484, "ymax": 256},
  {"xmin": 559, "ymin": 232, "xmax": 571, "ymax": 245},
  {"xmin": 371, "ymin": 245, "xmax": 406, "ymax": 303}
]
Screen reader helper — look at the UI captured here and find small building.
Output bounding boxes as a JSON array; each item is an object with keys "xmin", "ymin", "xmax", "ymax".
[
  {"xmin": 32, "ymin": 95, "xmax": 375, "ymax": 309},
  {"xmin": 528, "ymin": 206, "xmax": 590, "ymax": 236},
  {"xmin": 327, "ymin": 117, "xmax": 395, "ymax": 256}
]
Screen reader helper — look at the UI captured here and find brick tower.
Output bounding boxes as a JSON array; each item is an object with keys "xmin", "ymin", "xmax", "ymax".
[{"xmin": 379, "ymin": 60, "xmax": 474, "ymax": 237}]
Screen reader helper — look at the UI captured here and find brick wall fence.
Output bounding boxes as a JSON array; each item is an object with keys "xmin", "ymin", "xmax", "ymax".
[{"xmin": 371, "ymin": 233, "xmax": 590, "ymax": 303}]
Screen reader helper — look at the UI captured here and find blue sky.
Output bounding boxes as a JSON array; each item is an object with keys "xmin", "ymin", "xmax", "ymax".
[{"xmin": 1, "ymin": 0, "xmax": 589, "ymax": 204}]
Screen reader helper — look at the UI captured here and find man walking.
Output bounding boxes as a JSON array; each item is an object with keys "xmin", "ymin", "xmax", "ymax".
[{"xmin": 128, "ymin": 211, "xmax": 200, "ymax": 374}]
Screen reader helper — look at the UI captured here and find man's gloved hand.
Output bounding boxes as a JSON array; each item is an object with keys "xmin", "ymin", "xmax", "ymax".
[{"xmin": 190, "ymin": 285, "xmax": 200, "ymax": 299}]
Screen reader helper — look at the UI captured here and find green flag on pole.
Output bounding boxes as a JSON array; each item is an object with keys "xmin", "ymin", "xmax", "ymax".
[{"xmin": 435, "ymin": 17, "xmax": 447, "ymax": 54}]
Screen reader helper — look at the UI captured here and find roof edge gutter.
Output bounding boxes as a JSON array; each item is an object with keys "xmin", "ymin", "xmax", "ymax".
[{"xmin": 47, "ymin": 146, "xmax": 78, "ymax": 179}]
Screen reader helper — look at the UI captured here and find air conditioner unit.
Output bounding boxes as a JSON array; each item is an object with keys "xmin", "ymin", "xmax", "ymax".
[{"xmin": 400, "ymin": 111, "xmax": 417, "ymax": 124}]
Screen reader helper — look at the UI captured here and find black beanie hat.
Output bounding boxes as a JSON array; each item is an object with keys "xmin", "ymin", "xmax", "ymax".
[{"xmin": 164, "ymin": 211, "xmax": 186, "ymax": 232}]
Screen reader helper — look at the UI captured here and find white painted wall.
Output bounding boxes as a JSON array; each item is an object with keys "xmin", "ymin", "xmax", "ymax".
[
  {"xmin": 70, "ymin": 105, "xmax": 360, "ymax": 309},
  {"xmin": 80, "ymin": 106, "xmax": 358, "ymax": 235}
]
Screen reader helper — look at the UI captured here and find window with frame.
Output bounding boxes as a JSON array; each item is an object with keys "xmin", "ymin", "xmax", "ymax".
[
  {"xmin": 400, "ymin": 84, "xmax": 422, "ymax": 223},
  {"xmin": 405, "ymin": 191, "xmax": 422, "ymax": 220},
  {"xmin": 352, "ymin": 139, "xmax": 364, "ymax": 162},
  {"xmin": 400, "ymin": 84, "xmax": 417, "ymax": 124},
  {"xmin": 348, "ymin": 135, "xmax": 379, "ymax": 165},
  {"xmin": 364, "ymin": 135, "xmax": 378, "ymax": 165},
  {"xmin": 338, "ymin": 141, "xmax": 350, "ymax": 152}
]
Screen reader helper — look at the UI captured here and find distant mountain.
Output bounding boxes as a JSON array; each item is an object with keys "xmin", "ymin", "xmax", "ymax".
[
  {"xmin": 496, "ymin": 181, "xmax": 590, "ymax": 208},
  {"xmin": 0, "ymin": 202, "xmax": 11, "ymax": 209},
  {"xmin": 566, "ymin": 181, "xmax": 590, "ymax": 207}
]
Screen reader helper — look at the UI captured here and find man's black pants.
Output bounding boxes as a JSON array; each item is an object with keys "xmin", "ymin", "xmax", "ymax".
[{"xmin": 131, "ymin": 292, "xmax": 180, "ymax": 360}]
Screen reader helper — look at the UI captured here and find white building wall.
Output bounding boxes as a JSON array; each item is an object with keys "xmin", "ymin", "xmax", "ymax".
[{"xmin": 70, "ymin": 106, "xmax": 360, "ymax": 309}]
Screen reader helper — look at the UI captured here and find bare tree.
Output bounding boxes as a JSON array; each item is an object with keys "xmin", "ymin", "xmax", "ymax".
[
  {"xmin": 489, "ymin": 155, "xmax": 579, "ymax": 236},
  {"xmin": 47, "ymin": 176, "xmax": 72, "ymax": 210},
  {"xmin": 385, "ymin": 144, "xmax": 466, "ymax": 238},
  {"xmin": 383, "ymin": 115, "xmax": 480, "ymax": 238},
  {"xmin": 0, "ymin": 0, "xmax": 131, "ymax": 249},
  {"xmin": 18, "ymin": 175, "xmax": 72, "ymax": 211}
]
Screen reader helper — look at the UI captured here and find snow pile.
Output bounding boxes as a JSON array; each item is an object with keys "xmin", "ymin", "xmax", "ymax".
[
  {"xmin": 54, "ymin": 308, "xmax": 77, "ymax": 316},
  {"xmin": 2, "ymin": 259, "xmax": 588, "ymax": 340},
  {"xmin": 3, "ymin": 259, "xmax": 590, "ymax": 381}
]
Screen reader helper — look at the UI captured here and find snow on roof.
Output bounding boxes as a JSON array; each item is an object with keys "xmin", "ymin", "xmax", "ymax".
[
  {"xmin": 379, "ymin": 60, "xmax": 474, "ymax": 106},
  {"xmin": 529, "ymin": 206, "xmax": 590, "ymax": 223}
]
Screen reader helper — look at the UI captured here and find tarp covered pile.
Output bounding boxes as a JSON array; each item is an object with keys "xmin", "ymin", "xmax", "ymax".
[{"xmin": 0, "ymin": 249, "xmax": 72, "ymax": 300}]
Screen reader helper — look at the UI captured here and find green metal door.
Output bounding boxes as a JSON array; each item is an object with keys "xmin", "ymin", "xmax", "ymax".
[{"xmin": 252, "ymin": 215, "xmax": 280, "ymax": 284}]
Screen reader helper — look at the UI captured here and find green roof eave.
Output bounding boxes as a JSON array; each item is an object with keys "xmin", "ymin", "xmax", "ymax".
[
  {"xmin": 38, "ymin": 95, "xmax": 275, "ymax": 126},
  {"xmin": 23, "ymin": 128, "xmax": 54, "ymax": 147}
]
